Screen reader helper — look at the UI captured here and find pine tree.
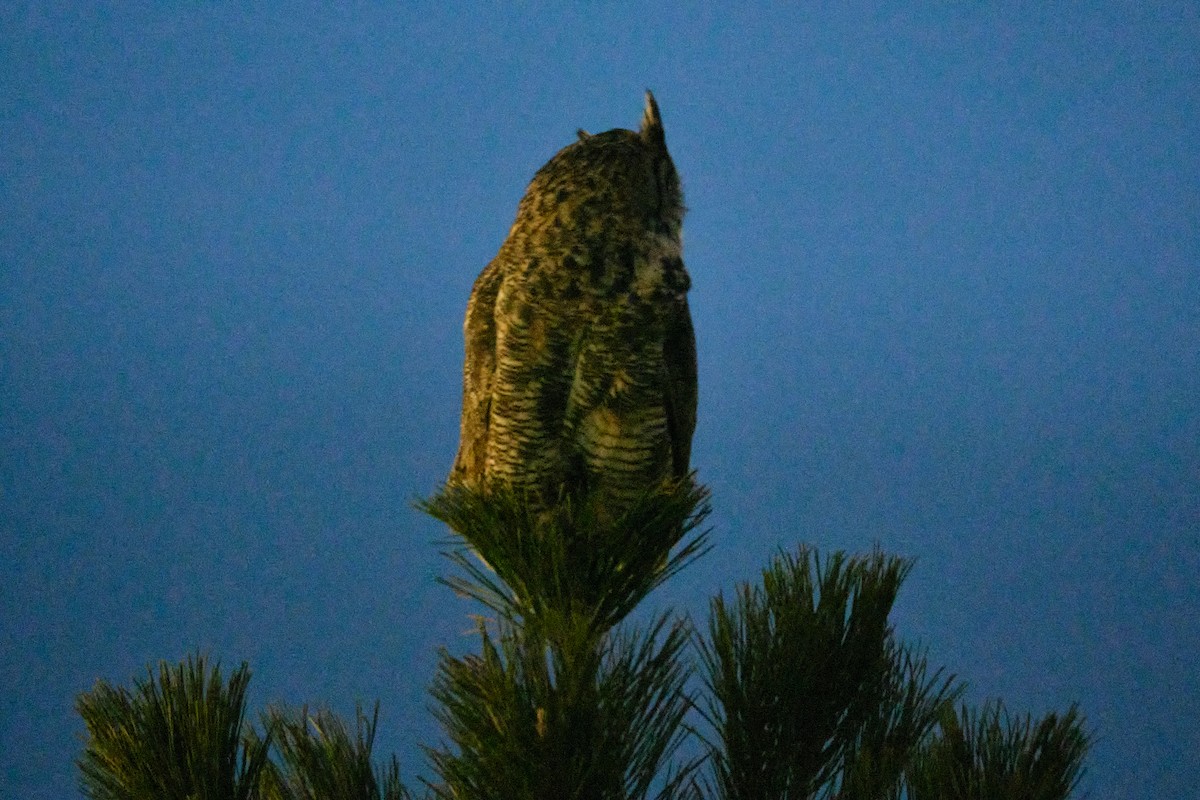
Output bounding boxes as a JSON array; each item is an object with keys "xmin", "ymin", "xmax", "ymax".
[
  {"xmin": 418, "ymin": 478, "xmax": 711, "ymax": 800},
  {"xmin": 77, "ymin": 479, "xmax": 1091, "ymax": 799}
]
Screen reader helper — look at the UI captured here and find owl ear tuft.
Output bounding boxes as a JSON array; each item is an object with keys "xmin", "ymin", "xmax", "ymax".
[
  {"xmin": 640, "ymin": 90, "xmax": 665, "ymax": 147},
  {"xmin": 576, "ymin": 128, "xmax": 591, "ymax": 141}
]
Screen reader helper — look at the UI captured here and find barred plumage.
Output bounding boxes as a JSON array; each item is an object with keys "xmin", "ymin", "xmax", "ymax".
[{"xmin": 450, "ymin": 92, "xmax": 696, "ymax": 515}]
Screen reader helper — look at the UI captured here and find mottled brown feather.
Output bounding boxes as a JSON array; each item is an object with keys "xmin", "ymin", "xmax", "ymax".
[{"xmin": 449, "ymin": 92, "xmax": 696, "ymax": 514}]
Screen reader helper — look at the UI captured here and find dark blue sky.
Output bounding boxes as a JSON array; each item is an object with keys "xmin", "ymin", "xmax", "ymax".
[{"xmin": 2, "ymin": 4, "xmax": 1197, "ymax": 798}]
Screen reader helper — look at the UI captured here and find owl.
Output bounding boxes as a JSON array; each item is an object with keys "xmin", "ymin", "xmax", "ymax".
[{"xmin": 449, "ymin": 91, "xmax": 696, "ymax": 517}]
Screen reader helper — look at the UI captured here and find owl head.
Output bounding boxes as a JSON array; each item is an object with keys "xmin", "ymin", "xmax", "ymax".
[{"xmin": 514, "ymin": 91, "xmax": 685, "ymax": 246}]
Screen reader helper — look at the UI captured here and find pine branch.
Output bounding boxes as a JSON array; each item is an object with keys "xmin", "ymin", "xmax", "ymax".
[
  {"xmin": 905, "ymin": 700, "xmax": 1091, "ymax": 800},
  {"xmin": 259, "ymin": 701, "xmax": 410, "ymax": 800},
  {"xmin": 425, "ymin": 613, "xmax": 699, "ymax": 800},
  {"xmin": 695, "ymin": 547, "xmax": 916, "ymax": 800},
  {"xmin": 418, "ymin": 476, "xmax": 711, "ymax": 637},
  {"xmin": 832, "ymin": 643, "xmax": 963, "ymax": 800},
  {"xmin": 76, "ymin": 653, "xmax": 272, "ymax": 800}
]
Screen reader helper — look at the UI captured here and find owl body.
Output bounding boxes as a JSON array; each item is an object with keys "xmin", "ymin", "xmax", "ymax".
[{"xmin": 451, "ymin": 93, "xmax": 696, "ymax": 514}]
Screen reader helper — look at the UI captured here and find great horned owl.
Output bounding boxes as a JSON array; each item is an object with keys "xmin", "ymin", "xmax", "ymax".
[{"xmin": 449, "ymin": 91, "xmax": 696, "ymax": 516}]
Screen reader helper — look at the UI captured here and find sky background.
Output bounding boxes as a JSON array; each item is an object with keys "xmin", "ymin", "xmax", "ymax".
[{"xmin": 2, "ymin": 3, "xmax": 1197, "ymax": 798}]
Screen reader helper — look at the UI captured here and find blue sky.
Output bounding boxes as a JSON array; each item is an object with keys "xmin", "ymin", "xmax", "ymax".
[{"xmin": 2, "ymin": 4, "xmax": 1197, "ymax": 798}]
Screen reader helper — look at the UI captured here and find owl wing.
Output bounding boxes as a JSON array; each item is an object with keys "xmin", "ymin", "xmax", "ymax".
[
  {"xmin": 451, "ymin": 258, "xmax": 504, "ymax": 485},
  {"xmin": 664, "ymin": 298, "xmax": 698, "ymax": 477}
]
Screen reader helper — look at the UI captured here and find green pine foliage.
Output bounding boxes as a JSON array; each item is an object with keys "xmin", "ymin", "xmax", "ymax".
[
  {"xmin": 695, "ymin": 548, "xmax": 960, "ymax": 800},
  {"xmin": 76, "ymin": 481, "xmax": 1092, "ymax": 800},
  {"xmin": 905, "ymin": 701, "xmax": 1091, "ymax": 800},
  {"xmin": 76, "ymin": 657, "xmax": 411, "ymax": 800},
  {"xmin": 427, "ymin": 614, "xmax": 697, "ymax": 800},
  {"xmin": 76, "ymin": 655, "xmax": 271, "ymax": 800},
  {"xmin": 422, "ymin": 479, "xmax": 709, "ymax": 800},
  {"xmin": 419, "ymin": 477, "xmax": 711, "ymax": 636},
  {"xmin": 835, "ymin": 643, "xmax": 962, "ymax": 800},
  {"xmin": 260, "ymin": 702, "xmax": 410, "ymax": 800}
]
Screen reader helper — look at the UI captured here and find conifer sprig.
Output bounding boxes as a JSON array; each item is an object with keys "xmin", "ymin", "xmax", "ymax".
[
  {"xmin": 426, "ymin": 612, "xmax": 699, "ymax": 800},
  {"xmin": 76, "ymin": 654, "xmax": 272, "ymax": 800},
  {"xmin": 420, "ymin": 477, "xmax": 711, "ymax": 637},
  {"xmin": 696, "ymin": 547, "xmax": 927, "ymax": 800},
  {"xmin": 905, "ymin": 701, "xmax": 1091, "ymax": 800},
  {"xmin": 260, "ymin": 702, "xmax": 410, "ymax": 800}
]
